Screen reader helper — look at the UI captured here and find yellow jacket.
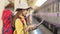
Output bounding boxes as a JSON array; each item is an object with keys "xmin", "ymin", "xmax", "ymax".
[{"xmin": 14, "ymin": 16, "xmax": 29, "ymax": 34}]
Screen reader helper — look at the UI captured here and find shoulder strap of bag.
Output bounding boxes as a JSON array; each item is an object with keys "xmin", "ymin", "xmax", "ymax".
[{"xmin": 18, "ymin": 17, "xmax": 24, "ymax": 26}]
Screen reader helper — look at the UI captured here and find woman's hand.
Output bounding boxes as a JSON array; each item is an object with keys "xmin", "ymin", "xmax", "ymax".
[
  {"xmin": 25, "ymin": 24, "xmax": 37, "ymax": 32},
  {"xmin": 25, "ymin": 19, "xmax": 44, "ymax": 32}
]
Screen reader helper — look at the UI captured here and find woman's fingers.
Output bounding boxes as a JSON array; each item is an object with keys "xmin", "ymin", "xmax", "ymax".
[
  {"xmin": 25, "ymin": 24, "xmax": 41, "ymax": 32},
  {"xmin": 25, "ymin": 26, "xmax": 30, "ymax": 32},
  {"xmin": 36, "ymin": 19, "xmax": 44, "ymax": 27}
]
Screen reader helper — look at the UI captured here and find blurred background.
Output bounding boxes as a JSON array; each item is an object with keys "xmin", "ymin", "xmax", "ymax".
[{"xmin": 0, "ymin": 0, "xmax": 60, "ymax": 34}]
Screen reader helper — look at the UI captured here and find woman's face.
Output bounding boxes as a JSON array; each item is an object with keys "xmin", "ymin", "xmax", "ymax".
[{"xmin": 22, "ymin": 9, "xmax": 28, "ymax": 16}]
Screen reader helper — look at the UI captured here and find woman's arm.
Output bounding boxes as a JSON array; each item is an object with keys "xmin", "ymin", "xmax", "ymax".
[{"xmin": 25, "ymin": 19, "xmax": 44, "ymax": 32}]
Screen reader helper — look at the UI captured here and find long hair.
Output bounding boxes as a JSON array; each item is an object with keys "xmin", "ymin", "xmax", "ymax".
[{"xmin": 12, "ymin": 10, "xmax": 22, "ymax": 29}]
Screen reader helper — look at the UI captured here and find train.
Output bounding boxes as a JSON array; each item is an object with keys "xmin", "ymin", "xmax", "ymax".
[{"xmin": 34, "ymin": 0, "xmax": 60, "ymax": 34}]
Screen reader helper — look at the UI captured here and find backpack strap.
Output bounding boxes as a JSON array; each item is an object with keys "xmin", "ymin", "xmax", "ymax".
[{"xmin": 18, "ymin": 17, "xmax": 24, "ymax": 26}]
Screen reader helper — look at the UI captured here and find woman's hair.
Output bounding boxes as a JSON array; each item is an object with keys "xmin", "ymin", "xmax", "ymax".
[
  {"xmin": 12, "ymin": 10, "xmax": 22, "ymax": 28},
  {"xmin": 5, "ymin": 3, "xmax": 14, "ymax": 8}
]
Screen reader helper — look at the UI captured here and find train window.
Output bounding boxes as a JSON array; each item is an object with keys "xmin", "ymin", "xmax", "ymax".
[
  {"xmin": 47, "ymin": 8, "xmax": 51, "ymax": 12},
  {"xmin": 54, "ymin": 3, "xmax": 56, "ymax": 12},
  {"xmin": 56, "ymin": 0, "xmax": 59, "ymax": 12},
  {"xmin": 47, "ymin": 4, "xmax": 51, "ymax": 12},
  {"xmin": 59, "ymin": 2, "xmax": 60, "ymax": 11},
  {"xmin": 52, "ymin": 2, "xmax": 54, "ymax": 12}
]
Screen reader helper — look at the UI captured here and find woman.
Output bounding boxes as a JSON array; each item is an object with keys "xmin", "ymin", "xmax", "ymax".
[
  {"xmin": 13, "ymin": 1, "xmax": 44, "ymax": 34},
  {"xmin": 14, "ymin": 7, "xmax": 37, "ymax": 34},
  {"xmin": 2, "ymin": 1, "xmax": 14, "ymax": 34}
]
